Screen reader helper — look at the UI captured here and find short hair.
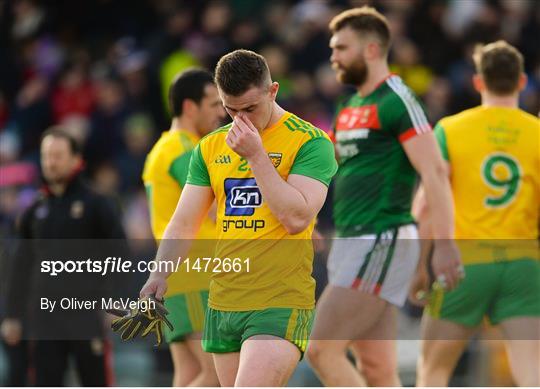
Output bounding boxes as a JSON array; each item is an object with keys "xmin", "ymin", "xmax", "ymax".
[
  {"xmin": 329, "ymin": 6, "xmax": 391, "ymax": 54},
  {"xmin": 41, "ymin": 127, "xmax": 81, "ymax": 155},
  {"xmin": 169, "ymin": 68, "xmax": 214, "ymax": 117},
  {"xmin": 214, "ymin": 49, "xmax": 271, "ymax": 96},
  {"xmin": 473, "ymin": 40, "xmax": 524, "ymax": 95}
]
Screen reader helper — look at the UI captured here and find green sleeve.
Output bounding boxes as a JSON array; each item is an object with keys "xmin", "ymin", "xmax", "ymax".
[
  {"xmin": 186, "ymin": 144, "xmax": 211, "ymax": 186},
  {"xmin": 385, "ymin": 89, "xmax": 431, "ymax": 141},
  {"xmin": 290, "ymin": 137, "xmax": 338, "ymax": 186},
  {"xmin": 168, "ymin": 151, "xmax": 193, "ymax": 187},
  {"xmin": 434, "ymin": 123, "xmax": 449, "ymax": 161}
]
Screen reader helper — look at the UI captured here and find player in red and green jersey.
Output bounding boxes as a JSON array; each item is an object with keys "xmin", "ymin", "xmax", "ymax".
[
  {"xmin": 412, "ymin": 41, "xmax": 539, "ymax": 387},
  {"xmin": 142, "ymin": 68, "xmax": 224, "ymax": 387},
  {"xmin": 140, "ymin": 50, "xmax": 337, "ymax": 386},
  {"xmin": 306, "ymin": 7, "xmax": 462, "ymax": 387}
]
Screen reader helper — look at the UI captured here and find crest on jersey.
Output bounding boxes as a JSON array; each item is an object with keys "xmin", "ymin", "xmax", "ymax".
[{"xmin": 268, "ymin": 152, "xmax": 282, "ymax": 168}]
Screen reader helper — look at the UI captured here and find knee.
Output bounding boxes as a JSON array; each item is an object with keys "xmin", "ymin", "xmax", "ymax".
[
  {"xmin": 172, "ymin": 372, "xmax": 185, "ymax": 387},
  {"xmin": 173, "ymin": 366, "xmax": 200, "ymax": 387},
  {"xmin": 198, "ymin": 365, "xmax": 220, "ymax": 387},
  {"xmin": 306, "ymin": 341, "xmax": 341, "ymax": 368},
  {"xmin": 360, "ymin": 356, "xmax": 398, "ymax": 386},
  {"xmin": 305, "ymin": 342, "xmax": 325, "ymax": 368},
  {"xmin": 198, "ymin": 371, "xmax": 220, "ymax": 387},
  {"xmin": 416, "ymin": 355, "xmax": 451, "ymax": 387}
]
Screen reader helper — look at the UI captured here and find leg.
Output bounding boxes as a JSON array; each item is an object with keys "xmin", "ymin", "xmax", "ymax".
[
  {"xmin": 34, "ymin": 340, "xmax": 69, "ymax": 386},
  {"xmin": 165, "ymin": 291, "xmax": 211, "ymax": 386},
  {"xmin": 416, "ymin": 315, "xmax": 476, "ymax": 387},
  {"xmin": 235, "ymin": 335, "xmax": 300, "ymax": 386},
  {"xmin": 308, "ymin": 339, "xmax": 366, "ymax": 386},
  {"xmin": 308, "ymin": 227, "xmax": 420, "ymax": 386},
  {"xmin": 213, "ymin": 352, "xmax": 240, "ymax": 387},
  {"xmin": 499, "ymin": 317, "xmax": 540, "ymax": 386},
  {"xmin": 349, "ymin": 305, "xmax": 400, "ymax": 386},
  {"xmin": 491, "ymin": 259, "xmax": 540, "ymax": 386},
  {"xmin": 4, "ymin": 339, "xmax": 29, "ymax": 386},
  {"xmin": 71, "ymin": 339, "xmax": 112, "ymax": 386},
  {"xmin": 169, "ymin": 340, "xmax": 201, "ymax": 386},
  {"xmin": 185, "ymin": 334, "xmax": 220, "ymax": 386},
  {"xmin": 306, "ymin": 286, "xmax": 389, "ymax": 386}
]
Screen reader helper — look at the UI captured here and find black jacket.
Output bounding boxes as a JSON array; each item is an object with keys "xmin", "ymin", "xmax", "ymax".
[{"xmin": 5, "ymin": 174, "xmax": 128, "ymax": 339}]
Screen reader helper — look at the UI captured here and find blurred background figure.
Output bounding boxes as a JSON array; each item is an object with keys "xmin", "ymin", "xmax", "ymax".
[
  {"xmin": 1, "ymin": 129, "xmax": 127, "ymax": 386},
  {"xmin": 413, "ymin": 40, "xmax": 540, "ymax": 388},
  {"xmin": 142, "ymin": 68, "xmax": 224, "ymax": 387}
]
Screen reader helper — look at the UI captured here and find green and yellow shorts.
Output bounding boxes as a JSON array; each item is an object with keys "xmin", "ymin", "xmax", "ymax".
[
  {"xmin": 164, "ymin": 290, "xmax": 209, "ymax": 343},
  {"xmin": 427, "ymin": 259, "xmax": 540, "ymax": 327},
  {"xmin": 202, "ymin": 307, "xmax": 314, "ymax": 356}
]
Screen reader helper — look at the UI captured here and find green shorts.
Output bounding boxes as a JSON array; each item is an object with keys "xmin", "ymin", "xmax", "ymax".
[
  {"xmin": 164, "ymin": 290, "xmax": 209, "ymax": 343},
  {"xmin": 202, "ymin": 307, "xmax": 314, "ymax": 356},
  {"xmin": 427, "ymin": 259, "xmax": 540, "ymax": 327}
]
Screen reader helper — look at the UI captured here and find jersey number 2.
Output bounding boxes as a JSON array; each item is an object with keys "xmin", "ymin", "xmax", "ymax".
[{"xmin": 481, "ymin": 153, "xmax": 521, "ymax": 207}]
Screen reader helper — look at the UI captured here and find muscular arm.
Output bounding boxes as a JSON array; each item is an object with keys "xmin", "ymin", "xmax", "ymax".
[
  {"xmin": 404, "ymin": 133, "xmax": 453, "ymax": 239},
  {"xmin": 248, "ymin": 151, "xmax": 329, "ymax": 234},
  {"xmin": 140, "ymin": 184, "xmax": 214, "ymax": 298},
  {"xmin": 404, "ymin": 132, "xmax": 462, "ymax": 289}
]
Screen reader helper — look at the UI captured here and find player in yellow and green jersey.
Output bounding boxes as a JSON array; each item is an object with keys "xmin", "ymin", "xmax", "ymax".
[
  {"xmin": 142, "ymin": 68, "xmax": 224, "ymax": 387},
  {"xmin": 140, "ymin": 49, "xmax": 337, "ymax": 386},
  {"xmin": 413, "ymin": 41, "xmax": 540, "ymax": 386}
]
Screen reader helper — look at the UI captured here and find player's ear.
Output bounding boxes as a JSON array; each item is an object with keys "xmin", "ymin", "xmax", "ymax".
[
  {"xmin": 472, "ymin": 74, "xmax": 484, "ymax": 93},
  {"xmin": 182, "ymin": 99, "xmax": 198, "ymax": 117},
  {"xmin": 269, "ymin": 82, "xmax": 279, "ymax": 101},
  {"xmin": 365, "ymin": 41, "xmax": 379, "ymax": 60},
  {"xmin": 518, "ymin": 73, "xmax": 527, "ymax": 92}
]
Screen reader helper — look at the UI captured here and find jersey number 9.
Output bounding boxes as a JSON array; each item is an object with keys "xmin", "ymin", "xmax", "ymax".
[{"xmin": 481, "ymin": 153, "xmax": 521, "ymax": 208}]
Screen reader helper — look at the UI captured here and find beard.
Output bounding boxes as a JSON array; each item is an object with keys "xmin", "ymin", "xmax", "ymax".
[{"xmin": 334, "ymin": 59, "xmax": 368, "ymax": 87}]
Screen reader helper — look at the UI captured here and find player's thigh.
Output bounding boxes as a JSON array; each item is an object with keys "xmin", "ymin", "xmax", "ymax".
[
  {"xmin": 185, "ymin": 335, "xmax": 216, "ymax": 372},
  {"xmin": 349, "ymin": 304, "xmax": 398, "ymax": 370},
  {"xmin": 499, "ymin": 317, "xmax": 540, "ymax": 386},
  {"xmin": 213, "ymin": 352, "xmax": 240, "ymax": 387},
  {"xmin": 235, "ymin": 335, "xmax": 300, "ymax": 387},
  {"xmin": 311, "ymin": 285, "xmax": 389, "ymax": 340},
  {"xmin": 169, "ymin": 340, "xmax": 200, "ymax": 382}
]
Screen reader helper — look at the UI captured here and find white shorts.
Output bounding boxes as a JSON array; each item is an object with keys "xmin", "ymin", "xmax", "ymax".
[{"xmin": 327, "ymin": 224, "xmax": 420, "ymax": 307}]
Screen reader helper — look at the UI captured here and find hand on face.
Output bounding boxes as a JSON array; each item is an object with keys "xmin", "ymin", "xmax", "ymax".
[{"xmin": 226, "ymin": 113, "xmax": 265, "ymax": 160}]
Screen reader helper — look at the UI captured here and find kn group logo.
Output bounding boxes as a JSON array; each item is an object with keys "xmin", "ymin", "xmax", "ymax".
[{"xmin": 224, "ymin": 178, "xmax": 263, "ymax": 216}]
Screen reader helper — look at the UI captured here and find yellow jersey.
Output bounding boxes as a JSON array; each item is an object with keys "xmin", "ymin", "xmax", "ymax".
[
  {"xmin": 186, "ymin": 112, "xmax": 337, "ymax": 310},
  {"xmin": 435, "ymin": 106, "xmax": 539, "ymax": 263},
  {"xmin": 142, "ymin": 129, "xmax": 216, "ymax": 294}
]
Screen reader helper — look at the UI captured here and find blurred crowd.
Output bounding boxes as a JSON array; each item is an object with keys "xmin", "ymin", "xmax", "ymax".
[
  {"xmin": 1, "ymin": 0, "xmax": 539, "ymax": 241},
  {"xmin": 1, "ymin": 0, "xmax": 538, "ymax": 385}
]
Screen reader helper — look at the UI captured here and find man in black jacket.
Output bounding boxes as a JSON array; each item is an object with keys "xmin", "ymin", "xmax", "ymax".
[{"xmin": 1, "ymin": 128, "xmax": 127, "ymax": 386}]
